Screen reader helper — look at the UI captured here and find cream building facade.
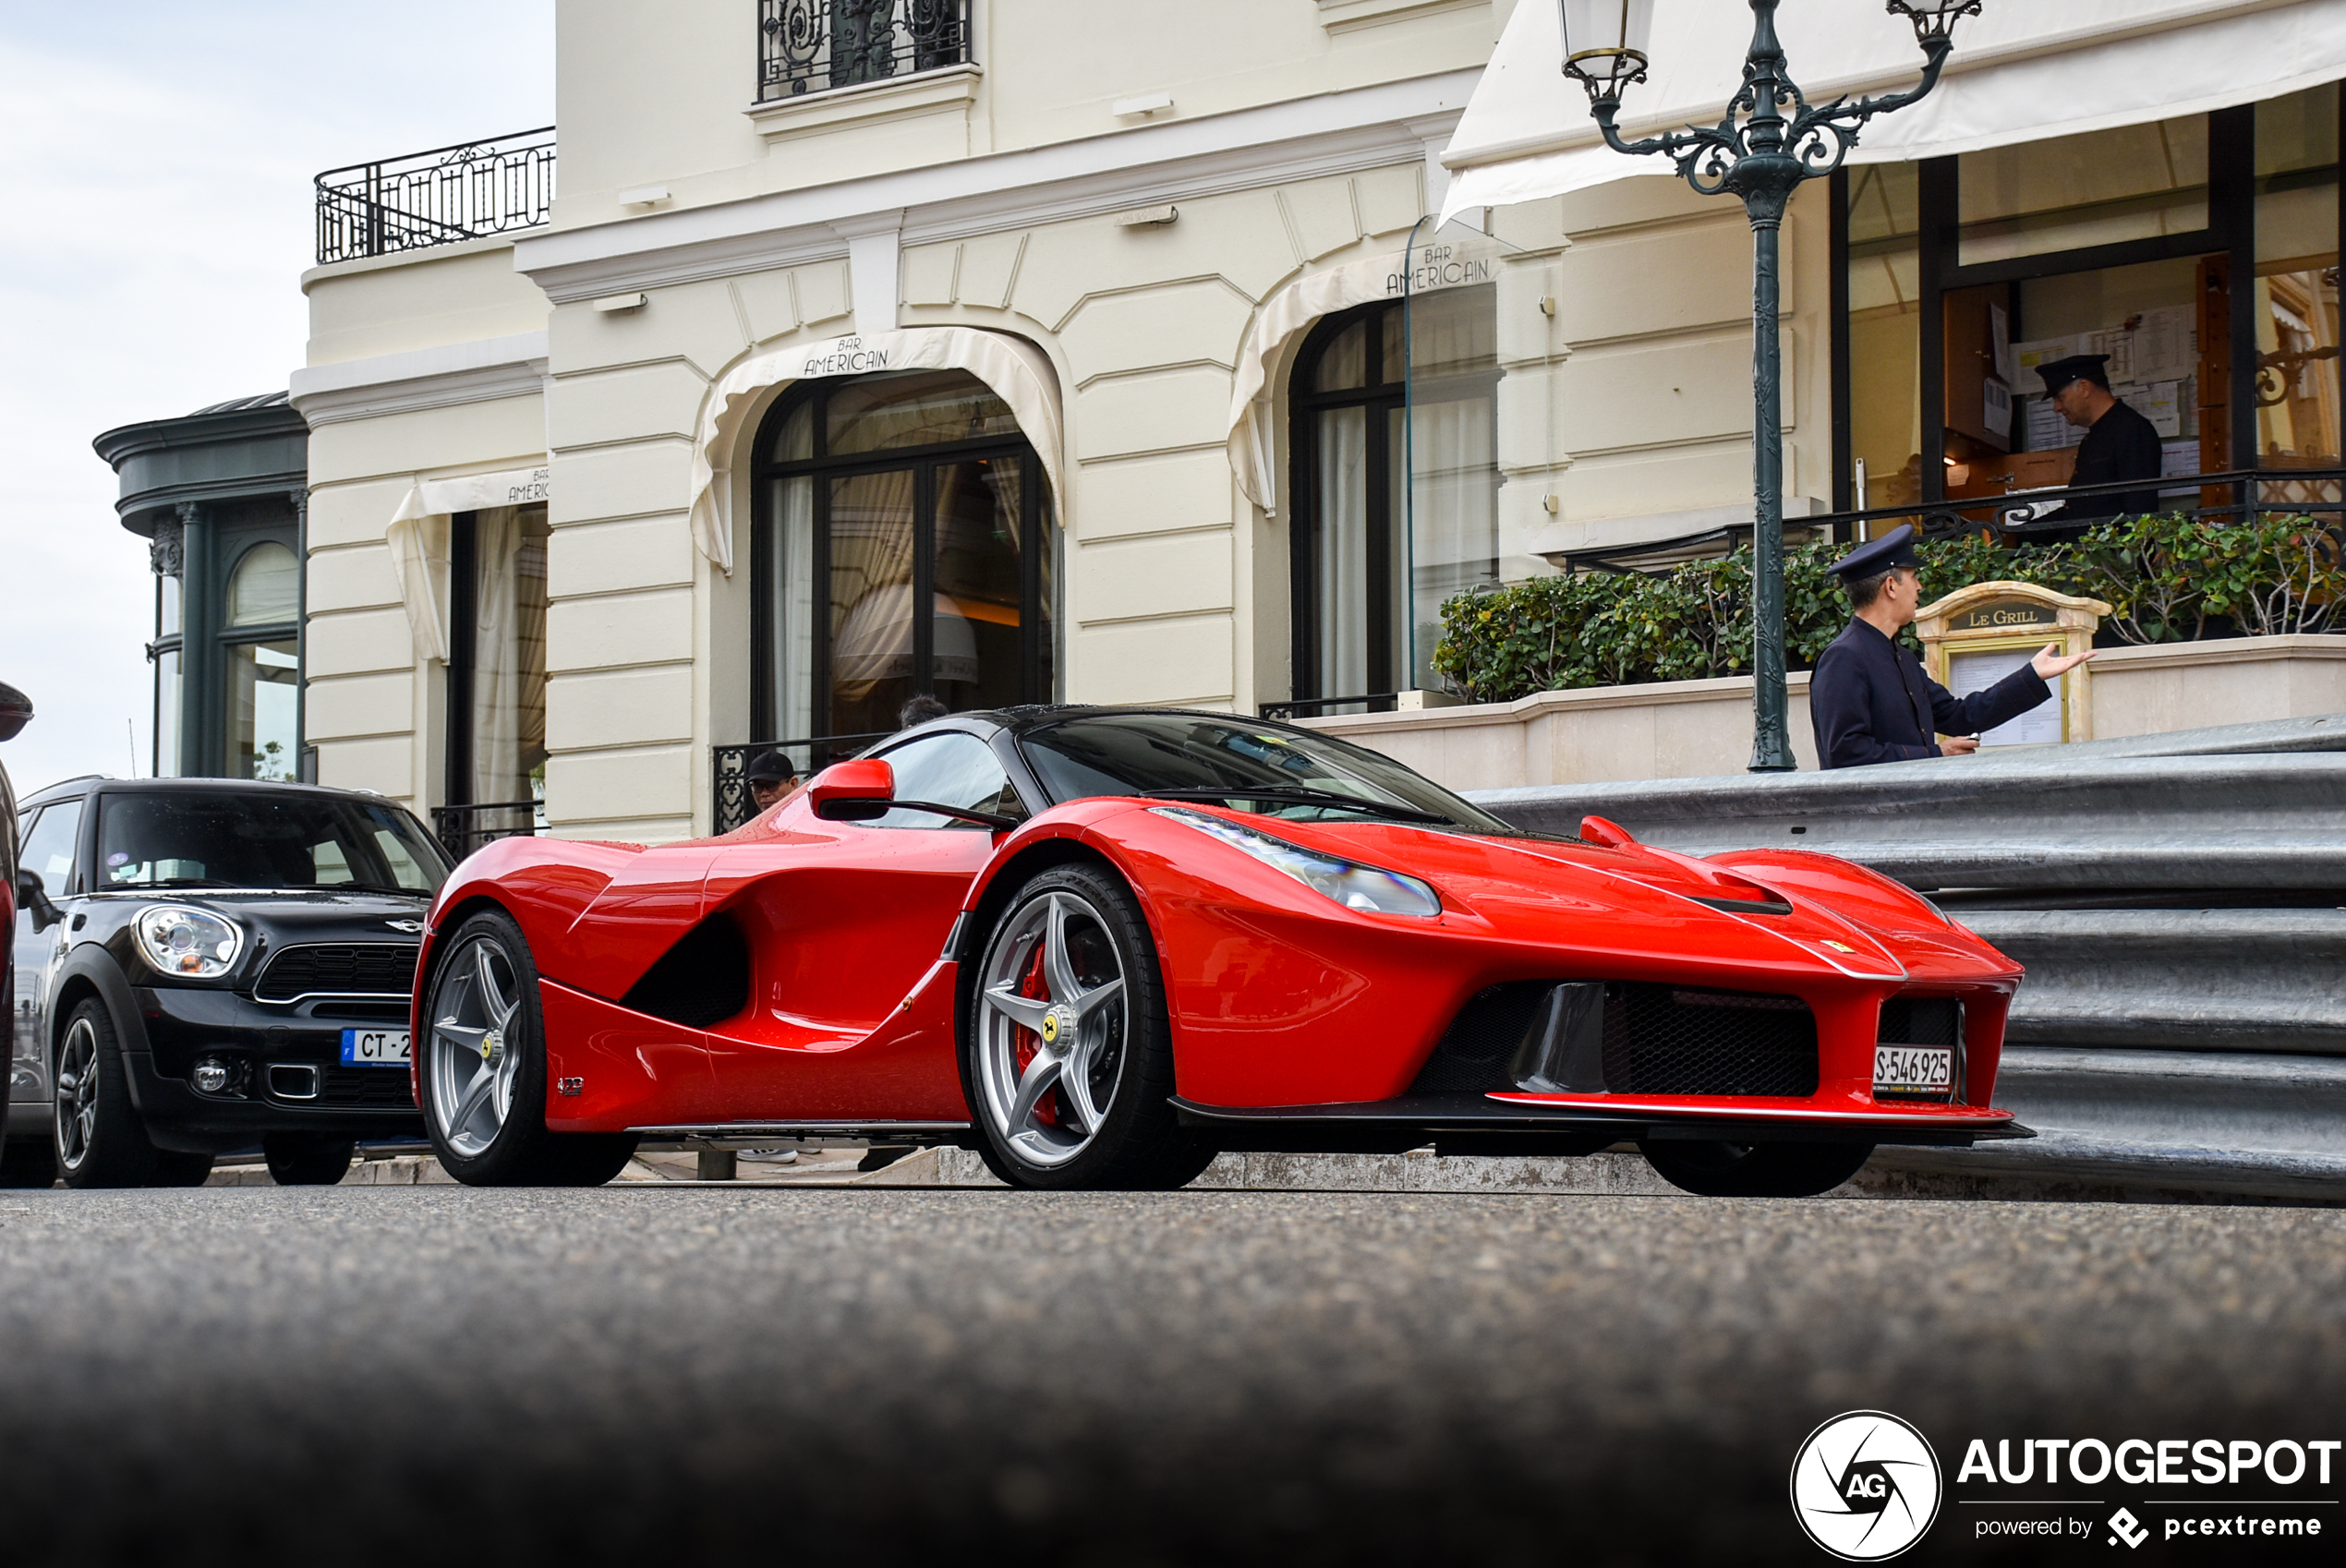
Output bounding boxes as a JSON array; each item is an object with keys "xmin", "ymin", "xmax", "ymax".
[{"xmin": 287, "ymin": 1, "xmax": 2340, "ymax": 843}]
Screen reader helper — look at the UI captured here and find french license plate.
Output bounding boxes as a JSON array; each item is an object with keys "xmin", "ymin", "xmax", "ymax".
[
  {"xmin": 341, "ymin": 1029, "xmax": 411, "ymax": 1067},
  {"xmin": 1873, "ymin": 1044, "xmax": 1953, "ymax": 1101}
]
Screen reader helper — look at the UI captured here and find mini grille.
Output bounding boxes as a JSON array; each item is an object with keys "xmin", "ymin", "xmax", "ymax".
[
  {"xmin": 1879, "ymin": 995, "xmax": 1963, "ymax": 1046},
  {"xmin": 255, "ymin": 944, "xmax": 419, "ymax": 1001},
  {"xmin": 319, "ymin": 1067, "xmax": 417, "ymax": 1109},
  {"xmin": 1601, "ymin": 983, "xmax": 1819, "ymax": 1097}
]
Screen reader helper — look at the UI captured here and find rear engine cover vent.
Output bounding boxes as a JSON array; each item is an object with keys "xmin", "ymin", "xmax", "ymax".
[{"xmin": 621, "ymin": 915, "xmax": 751, "ymax": 1030}]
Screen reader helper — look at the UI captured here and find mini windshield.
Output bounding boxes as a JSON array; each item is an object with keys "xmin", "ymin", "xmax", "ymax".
[
  {"xmin": 96, "ymin": 791, "xmax": 453, "ymax": 894},
  {"xmin": 1018, "ymin": 713, "xmax": 1523, "ymax": 833}
]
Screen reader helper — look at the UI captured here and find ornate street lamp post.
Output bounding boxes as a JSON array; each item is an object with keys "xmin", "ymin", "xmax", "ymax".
[{"xmin": 1559, "ymin": 0, "xmax": 1982, "ymax": 770}]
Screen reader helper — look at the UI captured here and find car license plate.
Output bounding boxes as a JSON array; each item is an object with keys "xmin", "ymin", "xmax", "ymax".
[
  {"xmin": 1873, "ymin": 1044, "xmax": 1953, "ymax": 1101},
  {"xmin": 341, "ymin": 1029, "xmax": 411, "ymax": 1067}
]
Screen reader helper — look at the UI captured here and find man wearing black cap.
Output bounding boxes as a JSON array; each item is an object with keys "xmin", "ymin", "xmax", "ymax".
[
  {"xmin": 1809, "ymin": 525, "xmax": 2094, "ymax": 768},
  {"xmin": 2012, "ymin": 354, "xmax": 2164, "ymax": 545},
  {"xmin": 744, "ymin": 749, "xmax": 799, "ymax": 814}
]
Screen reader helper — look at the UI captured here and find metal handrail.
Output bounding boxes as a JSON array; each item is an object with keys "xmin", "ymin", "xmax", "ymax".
[
  {"xmin": 756, "ymin": 0, "xmax": 972, "ymax": 102},
  {"xmin": 1553, "ymin": 464, "xmax": 2346, "ymax": 574},
  {"xmin": 314, "ymin": 127, "xmax": 556, "ymax": 265},
  {"xmin": 430, "ymin": 800, "xmax": 542, "ymax": 862},
  {"xmin": 1258, "ymin": 694, "xmax": 1401, "ymax": 721}
]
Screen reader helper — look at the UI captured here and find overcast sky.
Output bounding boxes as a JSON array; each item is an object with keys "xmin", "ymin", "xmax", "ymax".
[{"xmin": 0, "ymin": 2, "xmax": 555, "ymax": 800}]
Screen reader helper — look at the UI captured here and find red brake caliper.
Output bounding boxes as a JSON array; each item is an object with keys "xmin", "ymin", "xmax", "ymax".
[{"xmin": 1014, "ymin": 939, "xmax": 1058, "ymax": 1126}]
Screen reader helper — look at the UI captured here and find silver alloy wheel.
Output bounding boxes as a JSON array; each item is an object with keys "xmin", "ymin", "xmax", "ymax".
[
  {"xmin": 973, "ymin": 889, "xmax": 1130, "ymax": 1168},
  {"xmin": 429, "ymin": 936, "xmax": 526, "ymax": 1160},
  {"xmin": 54, "ymin": 1017, "xmax": 99, "ymax": 1170}
]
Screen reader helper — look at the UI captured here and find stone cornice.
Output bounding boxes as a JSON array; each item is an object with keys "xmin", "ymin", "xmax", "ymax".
[
  {"xmin": 514, "ymin": 68, "xmax": 1484, "ymax": 304},
  {"xmin": 287, "ymin": 331, "xmax": 551, "ymax": 427}
]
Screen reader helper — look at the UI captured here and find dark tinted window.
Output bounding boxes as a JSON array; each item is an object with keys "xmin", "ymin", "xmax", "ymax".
[
  {"xmin": 96, "ymin": 791, "xmax": 453, "ymax": 893},
  {"xmin": 1019, "ymin": 714, "xmax": 1518, "ymax": 832}
]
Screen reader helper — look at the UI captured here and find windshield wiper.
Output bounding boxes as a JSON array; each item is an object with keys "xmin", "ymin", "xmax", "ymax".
[
  {"xmin": 1138, "ymin": 787, "xmax": 1452, "ymax": 825},
  {"xmin": 315, "ymin": 882, "xmax": 429, "ymax": 897},
  {"xmin": 115, "ymin": 877, "xmax": 237, "ymax": 889}
]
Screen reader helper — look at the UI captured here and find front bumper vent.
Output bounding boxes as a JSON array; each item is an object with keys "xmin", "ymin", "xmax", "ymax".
[{"xmin": 1412, "ymin": 981, "xmax": 1820, "ymax": 1099}]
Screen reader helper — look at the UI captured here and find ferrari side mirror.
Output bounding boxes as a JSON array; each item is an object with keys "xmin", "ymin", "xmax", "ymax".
[
  {"xmin": 1579, "ymin": 814, "xmax": 1639, "ymax": 850},
  {"xmin": 16, "ymin": 869, "xmax": 63, "ymax": 932},
  {"xmin": 808, "ymin": 758, "xmax": 897, "ymax": 823}
]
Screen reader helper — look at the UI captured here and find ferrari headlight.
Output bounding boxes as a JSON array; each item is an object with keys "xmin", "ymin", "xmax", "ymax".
[
  {"xmin": 133, "ymin": 905, "xmax": 246, "ymax": 979},
  {"xmin": 1153, "ymin": 807, "xmax": 1441, "ymax": 918}
]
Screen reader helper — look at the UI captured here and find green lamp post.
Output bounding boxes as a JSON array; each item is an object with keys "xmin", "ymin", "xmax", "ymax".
[{"xmin": 1558, "ymin": 0, "xmax": 1982, "ymax": 770}]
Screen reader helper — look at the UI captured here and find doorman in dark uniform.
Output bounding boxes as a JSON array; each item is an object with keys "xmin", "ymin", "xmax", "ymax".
[
  {"xmin": 2010, "ymin": 353, "xmax": 2165, "ymax": 546},
  {"xmin": 1808, "ymin": 525, "xmax": 2095, "ymax": 768}
]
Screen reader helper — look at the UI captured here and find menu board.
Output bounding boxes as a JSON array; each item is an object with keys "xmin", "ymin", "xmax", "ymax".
[{"xmin": 1948, "ymin": 646, "xmax": 2063, "ymax": 747}]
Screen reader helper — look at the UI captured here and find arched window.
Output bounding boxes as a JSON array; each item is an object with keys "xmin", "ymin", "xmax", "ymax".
[
  {"xmin": 752, "ymin": 368, "xmax": 1054, "ymax": 744},
  {"xmin": 1290, "ymin": 285, "xmax": 1500, "ymax": 707},
  {"xmin": 222, "ymin": 539, "xmax": 300, "ymax": 779}
]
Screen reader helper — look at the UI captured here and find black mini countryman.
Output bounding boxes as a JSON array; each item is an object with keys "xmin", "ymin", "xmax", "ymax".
[{"xmin": 6, "ymin": 777, "xmax": 452, "ymax": 1187}]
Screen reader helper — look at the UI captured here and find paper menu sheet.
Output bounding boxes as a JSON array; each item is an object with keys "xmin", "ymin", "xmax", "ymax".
[
  {"xmin": 2026, "ymin": 396, "xmax": 2079, "ymax": 450},
  {"xmin": 1947, "ymin": 646, "xmax": 2062, "ymax": 747},
  {"xmin": 2128, "ymin": 305, "xmax": 2196, "ymax": 385},
  {"xmin": 2012, "ymin": 334, "xmax": 2081, "ymax": 388}
]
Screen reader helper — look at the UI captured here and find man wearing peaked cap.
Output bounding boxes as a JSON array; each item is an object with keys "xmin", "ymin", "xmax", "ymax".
[
  {"xmin": 2009, "ymin": 353, "xmax": 2164, "ymax": 545},
  {"xmin": 1808, "ymin": 525, "xmax": 2093, "ymax": 768}
]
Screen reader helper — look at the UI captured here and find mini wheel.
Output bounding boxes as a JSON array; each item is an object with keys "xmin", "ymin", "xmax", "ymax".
[
  {"xmin": 962, "ymin": 863, "xmax": 1214, "ymax": 1191},
  {"xmin": 54, "ymin": 1000, "xmax": 166, "ymax": 1189},
  {"xmin": 1639, "ymin": 1138, "xmax": 1874, "ymax": 1199},
  {"xmin": 420, "ymin": 911, "xmax": 636, "ymax": 1187}
]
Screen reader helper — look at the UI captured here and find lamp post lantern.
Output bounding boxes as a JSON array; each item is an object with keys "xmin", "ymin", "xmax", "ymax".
[{"xmin": 1560, "ymin": 0, "xmax": 1981, "ymax": 771}]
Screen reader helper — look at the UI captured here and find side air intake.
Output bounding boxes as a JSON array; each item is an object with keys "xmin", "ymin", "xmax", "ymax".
[{"xmin": 621, "ymin": 915, "xmax": 752, "ymax": 1030}]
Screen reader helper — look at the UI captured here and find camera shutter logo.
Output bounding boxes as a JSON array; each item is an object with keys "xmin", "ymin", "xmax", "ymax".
[{"xmin": 1790, "ymin": 1411, "xmax": 1942, "ymax": 1561}]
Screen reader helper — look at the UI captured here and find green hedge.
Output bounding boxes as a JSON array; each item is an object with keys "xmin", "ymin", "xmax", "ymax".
[{"xmin": 1433, "ymin": 513, "xmax": 2344, "ymax": 706}]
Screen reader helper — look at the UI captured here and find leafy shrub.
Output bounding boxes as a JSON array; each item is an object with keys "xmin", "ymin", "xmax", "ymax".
[{"xmin": 1433, "ymin": 514, "xmax": 2342, "ymax": 706}]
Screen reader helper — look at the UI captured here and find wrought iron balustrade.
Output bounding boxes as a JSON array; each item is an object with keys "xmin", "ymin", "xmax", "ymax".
[
  {"xmin": 315, "ymin": 127, "xmax": 556, "ymax": 265},
  {"xmin": 431, "ymin": 800, "xmax": 544, "ymax": 863},
  {"xmin": 714, "ymin": 732, "xmax": 890, "ymax": 833},
  {"xmin": 757, "ymin": 0, "xmax": 971, "ymax": 102}
]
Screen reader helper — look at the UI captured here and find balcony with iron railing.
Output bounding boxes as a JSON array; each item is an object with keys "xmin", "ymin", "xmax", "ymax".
[
  {"xmin": 313, "ymin": 127, "xmax": 556, "ymax": 266},
  {"xmin": 757, "ymin": 0, "xmax": 971, "ymax": 101}
]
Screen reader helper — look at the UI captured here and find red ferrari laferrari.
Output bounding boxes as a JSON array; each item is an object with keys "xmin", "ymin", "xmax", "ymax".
[{"xmin": 410, "ymin": 707, "xmax": 2028, "ymax": 1196}]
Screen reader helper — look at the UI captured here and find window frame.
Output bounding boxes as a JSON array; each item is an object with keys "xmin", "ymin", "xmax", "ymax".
[
  {"xmin": 748, "ymin": 374, "xmax": 1055, "ymax": 744},
  {"xmin": 1288, "ymin": 295, "xmax": 1502, "ymax": 705}
]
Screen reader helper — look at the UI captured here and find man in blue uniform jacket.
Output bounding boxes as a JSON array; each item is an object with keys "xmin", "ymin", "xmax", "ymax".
[{"xmin": 1809, "ymin": 525, "xmax": 2094, "ymax": 768}]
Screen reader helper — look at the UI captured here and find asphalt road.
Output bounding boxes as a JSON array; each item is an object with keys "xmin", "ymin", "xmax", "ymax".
[{"xmin": 0, "ymin": 1185, "xmax": 2339, "ymax": 1566}]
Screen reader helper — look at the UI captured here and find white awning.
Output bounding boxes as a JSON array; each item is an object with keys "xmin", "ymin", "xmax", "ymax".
[
  {"xmin": 385, "ymin": 465, "xmax": 550, "ymax": 663},
  {"xmin": 1226, "ymin": 228, "xmax": 1512, "ymax": 514},
  {"xmin": 686, "ymin": 326, "xmax": 1065, "ymax": 575},
  {"xmin": 1442, "ymin": 0, "xmax": 2346, "ymax": 223}
]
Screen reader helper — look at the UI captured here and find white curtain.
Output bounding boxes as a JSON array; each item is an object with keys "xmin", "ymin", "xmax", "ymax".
[
  {"xmin": 385, "ymin": 465, "xmax": 550, "ymax": 661},
  {"xmin": 1407, "ymin": 394, "xmax": 1499, "ymax": 691},
  {"xmin": 467, "ymin": 507, "xmax": 549, "ymax": 806},
  {"xmin": 1314, "ymin": 406, "xmax": 1370, "ymax": 697},
  {"xmin": 768, "ymin": 475, "xmax": 816, "ymax": 741}
]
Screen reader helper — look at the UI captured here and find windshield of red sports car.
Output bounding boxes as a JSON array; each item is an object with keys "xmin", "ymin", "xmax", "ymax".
[
  {"xmin": 1019, "ymin": 714, "xmax": 1524, "ymax": 833},
  {"xmin": 95, "ymin": 791, "xmax": 453, "ymax": 894}
]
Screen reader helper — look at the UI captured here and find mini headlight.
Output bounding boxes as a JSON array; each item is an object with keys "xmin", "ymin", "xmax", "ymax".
[
  {"xmin": 1152, "ymin": 807, "xmax": 1441, "ymax": 918},
  {"xmin": 133, "ymin": 905, "xmax": 246, "ymax": 979}
]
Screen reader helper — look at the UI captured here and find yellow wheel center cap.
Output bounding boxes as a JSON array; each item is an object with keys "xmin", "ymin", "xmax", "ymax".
[
  {"xmin": 480, "ymin": 1030, "xmax": 502, "ymax": 1063},
  {"xmin": 1039, "ymin": 1011, "xmax": 1061, "ymax": 1045}
]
